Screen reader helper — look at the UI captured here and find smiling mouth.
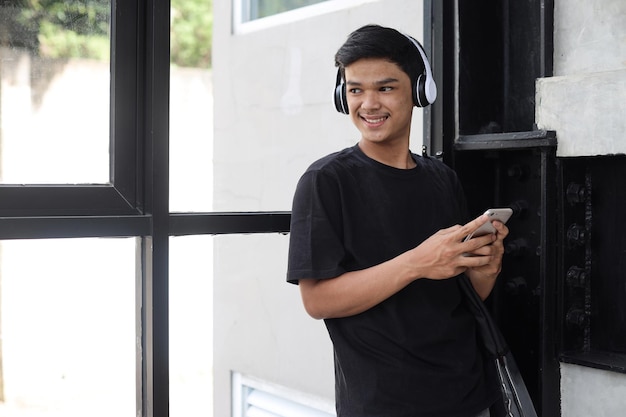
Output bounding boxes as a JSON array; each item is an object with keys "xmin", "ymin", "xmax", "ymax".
[{"xmin": 361, "ymin": 115, "xmax": 388, "ymax": 125}]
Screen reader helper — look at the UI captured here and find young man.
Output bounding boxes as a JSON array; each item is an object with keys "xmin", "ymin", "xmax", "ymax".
[{"xmin": 287, "ymin": 25, "xmax": 508, "ymax": 417}]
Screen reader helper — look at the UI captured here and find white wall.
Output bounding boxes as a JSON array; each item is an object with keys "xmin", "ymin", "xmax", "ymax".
[
  {"xmin": 211, "ymin": 1, "xmax": 426, "ymax": 415},
  {"xmin": 212, "ymin": 0, "xmax": 425, "ymax": 212},
  {"xmin": 561, "ymin": 364, "xmax": 626, "ymax": 417},
  {"xmin": 536, "ymin": 0, "xmax": 626, "ymax": 157},
  {"xmin": 535, "ymin": 0, "xmax": 626, "ymax": 415}
]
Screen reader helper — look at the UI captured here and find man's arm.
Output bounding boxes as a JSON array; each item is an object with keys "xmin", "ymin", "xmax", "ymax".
[{"xmin": 300, "ymin": 213, "xmax": 501, "ymax": 319}]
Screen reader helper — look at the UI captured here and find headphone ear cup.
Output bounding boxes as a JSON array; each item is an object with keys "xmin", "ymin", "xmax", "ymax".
[
  {"xmin": 404, "ymin": 35, "xmax": 437, "ymax": 107},
  {"xmin": 334, "ymin": 82, "xmax": 349, "ymax": 114},
  {"xmin": 415, "ymin": 73, "xmax": 428, "ymax": 108}
]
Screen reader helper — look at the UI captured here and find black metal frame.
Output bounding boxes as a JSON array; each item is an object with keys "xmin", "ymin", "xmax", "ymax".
[
  {"xmin": 0, "ymin": 1, "xmax": 290, "ymax": 417},
  {"xmin": 557, "ymin": 156, "xmax": 626, "ymax": 374},
  {"xmin": 453, "ymin": 133, "xmax": 560, "ymax": 417},
  {"xmin": 0, "ymin": 1, "xmax": 141, "ymax": 218},
  {"xmin": 424, "ymin": 1, "xmax": 560, "ymax": 416},
  {"xmin": 426, "ymin": 1, "xmax": 626, "ymax": 414}
]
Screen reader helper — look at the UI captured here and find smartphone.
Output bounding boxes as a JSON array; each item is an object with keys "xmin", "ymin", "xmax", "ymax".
[{"xmin": 464, "ymin": 208, "xmax": 513, "ymax": 242}]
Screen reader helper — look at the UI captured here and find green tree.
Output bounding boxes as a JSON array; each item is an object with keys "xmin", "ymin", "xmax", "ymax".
[
  {"xmin": 18, "ymin": 0, "xmax": 110, "ymax": 59},
  {"xmin": 170, "ymin": 0, "xmax": 212, "ymax": 68},
  {"xmin": 7, "ymin": 0, "xmax": 212, "ymax": 67}
]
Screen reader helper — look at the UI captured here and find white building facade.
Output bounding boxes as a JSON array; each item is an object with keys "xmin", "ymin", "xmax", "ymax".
[{"xmin": 211, "ymin": 0, "xmax": 626, "ymax": 416}]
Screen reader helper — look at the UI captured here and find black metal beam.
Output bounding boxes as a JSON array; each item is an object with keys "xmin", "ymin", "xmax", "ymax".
[
  {"xmin": 0, "ymin": 185, "xmax": 140, "ymax": 216},
  {"xmin": 423, "ymin": 0, "xmax": 455, "ymax": 161},
  {"xmin": 111, "ymin": 0, "xmax": 140, "ymax": 205},
  {"xmin": 538, "ymin": 146, "xmax": 560, "ymax": 417},
  {"xmin": 169, "ymin": 212, "xmax": 291, "ymax": 236},
  {"xmin": 455, "ymin": 130, "xmax": 557, "ymax": 151},
  {"xmin": 0, "ymin": 215, "xmax": 150, "ymax": 239},
  {"xmin": 139, "ymin": 0, "xmax": 170, "ymax": 416},
  {"xmin": 0, "ymin": 212, "xmax": 292, "ymax": 239}
]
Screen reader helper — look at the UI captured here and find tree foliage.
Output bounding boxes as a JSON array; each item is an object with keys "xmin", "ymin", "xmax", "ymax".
[
  {"xmin": 6, "ymin": 0, "xmax": 212, "ymax": 67},
  {"xmin": 171, "ymin": 0, "xmax": 212, "ymax": 68},
  {"xmin": 18, "ymin": 0, "xmax": 110, "ymax": 59}
]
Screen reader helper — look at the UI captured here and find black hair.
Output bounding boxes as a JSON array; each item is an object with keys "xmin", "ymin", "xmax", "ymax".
[{"xmin": 334, "ymin": 24, "xmax": 425, "ymax": 89}]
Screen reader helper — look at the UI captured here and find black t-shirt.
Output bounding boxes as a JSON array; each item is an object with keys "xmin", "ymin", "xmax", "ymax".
[{"xmin": 287, "ymin": 145, "xmax": 499, "ymax": 417}]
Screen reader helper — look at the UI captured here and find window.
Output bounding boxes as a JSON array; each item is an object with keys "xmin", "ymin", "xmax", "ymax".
[
  {"xmin": 0, "ymin": 0, "xmax": 139, "ymax": 216},
  {"xmin": 169, "ymin": 235, "xmax": 214, "ymax": 416},
  {"xmin": 0, "ymin": 238, "xmax": 136, "ymax": 416},
  {"xmin": 232, "ymin": 373, "xmax": 335, "ymax": 417},
  {"xmin": 0, "ymin": 1, "xmax": 111, "ymax": 184},
  {"xmin": 233, "ymin": 0, "xmax": 379, "ymax": 34},
  {"xmin": 239, "ymin": 0, "xmax": 328, "ymax": 23},
  {"xmin": 0, "ymin": 2, "xmax": 290, "ymax": 417},
  {"xmin": 1, "ymin": 0, "xmax": 313, "ymax": 416},
  {"xmin": 169, "ymin": 0, "xmax": 213, "ymax": 213}
]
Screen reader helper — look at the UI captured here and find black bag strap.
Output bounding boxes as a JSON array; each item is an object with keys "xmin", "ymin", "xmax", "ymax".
[
  {"xmin": 459, "ymin": 275, "xmax": 509, "ymax": 358},
  {"xmin": 459, "ymin": 275, "xmax": 539, "ymax": 417}
]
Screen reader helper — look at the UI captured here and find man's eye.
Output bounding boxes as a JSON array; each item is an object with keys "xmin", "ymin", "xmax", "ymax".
[
  {"xmin": 380, "ymin": 86, "xmax": 393, "ymax": 92},
  {"xmin": 349, "ymin": 88, "xmax": 362, "ymax": 94}
]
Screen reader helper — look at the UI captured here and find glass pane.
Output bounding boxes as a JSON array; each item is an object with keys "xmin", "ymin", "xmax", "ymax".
[
  {"xmin": 210, "ymin": 233, "xmax": 335, "ymax": 416},
  {"xmin": 0, "ymin": 1, "xmax": 110, "ymax": 184},
  {"xmin": 169, "ymin": 235, "xmax": 213, "ymax": 416},
  {"xmin": 169, "ymin": 0, "xmax": 213, "ymax": 212},
  {"xmin": 0, "ymin": 237, "xmax": 136, "ymax": 417},
  {"xmin": 170, "ymin": 234, "xmax": 330, "ymax": 417},
  {"xmin": 242, "ymin": 0, "xmax": 329, "ymax": 22}
]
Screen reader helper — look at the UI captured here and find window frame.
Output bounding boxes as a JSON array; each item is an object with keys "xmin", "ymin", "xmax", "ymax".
[
  {"xmin": 0, "ymin": 1, "xmax": 140, "ymax": 217},
  {"xmin": 235, "ymin": 0, "xmax": 331, "ymax": 26},
  {"xmin": 232, "ymin": 372, "xmax": 336, "ymax": 417}
]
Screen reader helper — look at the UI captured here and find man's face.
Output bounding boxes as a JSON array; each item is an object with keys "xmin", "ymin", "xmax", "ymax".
[{"xmin": 344, "ymin": 58, "xmax": 414, "ymax": 146}]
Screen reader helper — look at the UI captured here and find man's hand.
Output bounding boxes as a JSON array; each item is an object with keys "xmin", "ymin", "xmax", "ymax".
[
  {"xmin": 404, "ymin": 213, "xmax": 507, "ymax": 281},
  {"xmin": 464, "ymin": 218, "xmax": 509, "ymax": 299}
]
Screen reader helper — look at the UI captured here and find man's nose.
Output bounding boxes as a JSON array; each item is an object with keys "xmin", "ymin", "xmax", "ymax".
[{"xmin": 361, "ymin": 91, "xmax": 381, "ymax": 109}]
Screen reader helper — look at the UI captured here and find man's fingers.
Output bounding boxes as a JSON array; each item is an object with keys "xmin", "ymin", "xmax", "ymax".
[
  {"xmin": 465, "ymin": 233, "xmax": 495, "ymax": 252},
  {"xmin": 460, "ymin": 249, "xmax": 494, "ymax": 266},
  {"xmin": 438, "ymin": 224, "xmax": 463, "ymax": 235},
  {"xmin": 492, "ymin": 221, "xmax": 510, "ymax": 238},
  {"xmin": 458, "ymin": 214, "xmax": 489, "ymax": 239}
]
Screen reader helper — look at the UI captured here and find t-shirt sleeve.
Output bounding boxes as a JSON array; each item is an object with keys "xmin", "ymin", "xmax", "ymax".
[{"xmin": 286, "ymin": 169, "xmax": 347, "ymax": 284}]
